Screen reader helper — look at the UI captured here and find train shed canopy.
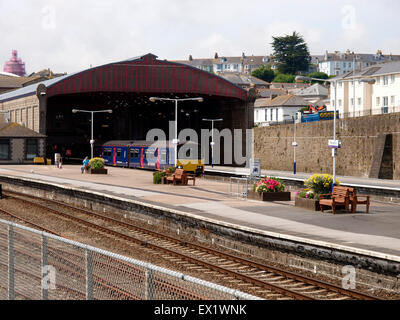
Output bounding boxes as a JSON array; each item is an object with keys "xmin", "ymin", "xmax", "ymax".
[{"xmin": 0, "ymin": 53, "xmax": 248, "ymax": 103}]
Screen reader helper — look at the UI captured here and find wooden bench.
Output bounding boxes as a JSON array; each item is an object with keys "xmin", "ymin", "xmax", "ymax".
[
  {"xmin": 166, "ymin": 169, "xmax": 187, "ymax": 185},
  {"xmin": 319, "ymin": 186, "xmax": 351, "ymax": 214},
  {"xmin": 347, "ymin": 188, "xmax": 370, "ymax": 213}
]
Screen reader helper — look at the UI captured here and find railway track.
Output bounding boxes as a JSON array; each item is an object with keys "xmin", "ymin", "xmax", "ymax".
[{"xmin": 1, "ymin": 190, "xmax": 381, "ymax": 300}]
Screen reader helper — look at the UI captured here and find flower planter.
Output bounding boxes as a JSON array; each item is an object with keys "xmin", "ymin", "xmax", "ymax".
[
  {"xmin": 247, "ymin": 191, "xmax": 291, "ymax": 202},
  {"xmin": 295, "ymin": 197, "xmax": 320, "ymax": 211},
  {"xmin": 89, "ymin": 168, "xmax": 108, "ymax": 175}
]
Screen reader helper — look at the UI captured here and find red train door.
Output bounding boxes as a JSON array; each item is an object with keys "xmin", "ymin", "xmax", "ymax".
[
  {"xmin": 140, "ymin": 148, "xmax": 144, "ymax": 168},
  {"xmin": 156, "ymin": 148, "xmax": 160, "ymax": 170},
  {"xmin": 113, "ymin": 148, "xmax": 116, "ymax": 166}
]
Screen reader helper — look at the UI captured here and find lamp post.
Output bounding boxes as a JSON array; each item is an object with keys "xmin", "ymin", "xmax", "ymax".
[
  {"xmin": 283, "ymin": 114, "xmax": 297, "ymax": 174},
  {"xmin": 72, "ymin": 109, "xmax": 113, "ymax": 159},
  {"xmin": 295, "ymin": 76, "xmax": 375, "ymax": 188},
  {"xmin": 202, "ymin": 118, "xmax": 223, "ymax": 168},
  {"xmin": 149, "ymin": 97, "xmax": 203, "ymax": 168}
]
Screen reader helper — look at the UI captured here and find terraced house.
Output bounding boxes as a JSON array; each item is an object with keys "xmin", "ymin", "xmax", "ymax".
[{"xmin": 332, "ymin": 60, "xmax": 400, "ymax": 117}]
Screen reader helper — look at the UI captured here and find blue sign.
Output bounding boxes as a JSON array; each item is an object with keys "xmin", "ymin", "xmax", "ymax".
[{"xmin": 301, "ymin": 111, "xmax": 339, "ymax": 123}]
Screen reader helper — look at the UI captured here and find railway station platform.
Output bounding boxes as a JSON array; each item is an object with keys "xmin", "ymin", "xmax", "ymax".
[{"xmin": 0, "ymin": 164, "xmax": 399, "ymax": 263}]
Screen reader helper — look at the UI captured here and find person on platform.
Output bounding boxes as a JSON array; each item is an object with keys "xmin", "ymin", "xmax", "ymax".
[{"xmin": 81, "ymin": 156, "xmax": 90, "ymax": 174}]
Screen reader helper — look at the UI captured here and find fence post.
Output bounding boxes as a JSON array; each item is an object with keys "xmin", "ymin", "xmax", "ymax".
[
  {"xmin": 144, "ymin": 269, "xmax": 154, "ymax": 300},
  {"xmin": 41, "ymin": 235, "xmax": 48, "ymax": 300},
  {"xmin": 86, "ymin": 249, "xmax": 93, "ymax": 300},
  {"xmin": 8, "ymin": 225, "xmax": 14, "ymax": 300}
]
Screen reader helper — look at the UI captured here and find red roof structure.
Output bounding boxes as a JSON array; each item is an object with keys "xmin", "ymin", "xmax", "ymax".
[{"xmin": 45, "ymin": 54, "xmax": 247, "ymax": 101}]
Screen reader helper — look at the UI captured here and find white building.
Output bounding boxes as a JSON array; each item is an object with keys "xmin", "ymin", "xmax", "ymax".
[
  {"xmin": 332, "ymin": 61, "xmax": 400, "ymax": 117},
  {"xmin": 318, "ymin": 50, "xmax": 400, "ymax": 76},
  {"xmin": 254, "ymin": 94, "xmax": 309, "ymax": 126}
]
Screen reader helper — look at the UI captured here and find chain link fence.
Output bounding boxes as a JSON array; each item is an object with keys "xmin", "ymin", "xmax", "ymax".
[{"xmin": 0, "ymin": 219, "xmax": 261, "ymax": 300}]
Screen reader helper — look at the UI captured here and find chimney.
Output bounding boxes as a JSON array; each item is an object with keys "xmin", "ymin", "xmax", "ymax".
[
  {"xmin": 242, "ymin": 52, "xmax": 246, "ymax": 59},
  {"xmin": 189, "ymin": 55, "xmax": 193, "ymax": 61},
  {"xmin": 214, "ymin": 52, "xmax": 218, "ymax": 59}
]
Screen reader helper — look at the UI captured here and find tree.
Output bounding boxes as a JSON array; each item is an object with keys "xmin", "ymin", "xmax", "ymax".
[
  {"xmin": 271, "ymin": 32, "xmax": 311, "ymax": 74},
  {"xmin": 251, "ymin": 64, "xmax": 275, "ymax": 83},
  {"xmin": 272, "ymin": 73, "xmax": 295, "ymax": 83}
]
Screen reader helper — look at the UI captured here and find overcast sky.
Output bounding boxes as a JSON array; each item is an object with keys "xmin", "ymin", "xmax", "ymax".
[{"xmin": 1, "ymin": 0, "xmax": 399, "ymax": 74}]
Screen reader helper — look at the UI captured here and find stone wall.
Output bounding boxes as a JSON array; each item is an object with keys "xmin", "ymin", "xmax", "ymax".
[{"xmin": 254, "ymin": 112, "xmax": 400, "ymax": 179}]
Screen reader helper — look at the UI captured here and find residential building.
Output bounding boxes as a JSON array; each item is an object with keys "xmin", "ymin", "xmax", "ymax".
[
  {"xmin": 174, "ymin": 53, "xmax": 272, "ymax": 75},
  {"xmin": 318, "ymin": 49, "xmax": 400, "ymax": 76},
  {"xmin": 254, "ymin": 94, "xmax": 310, "ymax": 126},
  {"xmin": 217, "ymin": 72, "xmax": 270, "ymax": 90},
  {"xmin": 295, "ymin": 83, "xmax": 329, "ymax": 104},
  {"xmin": 332, "ymin": 60, "xmax": 400, "ymax": 117},
  {"xmin": 0, "ymin": 122, "xmax": 46, "ymax": 164}
]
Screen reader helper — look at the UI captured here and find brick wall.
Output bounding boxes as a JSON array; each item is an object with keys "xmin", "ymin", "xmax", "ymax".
[{"xmin": 254, "ymin": 112, "xmax": 400, "ymax": 179}]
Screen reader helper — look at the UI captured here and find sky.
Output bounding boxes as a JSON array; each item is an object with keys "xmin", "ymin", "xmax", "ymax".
[{"xmin": 1, "ymin": 0, "xmax": 400, "ymax": 74}]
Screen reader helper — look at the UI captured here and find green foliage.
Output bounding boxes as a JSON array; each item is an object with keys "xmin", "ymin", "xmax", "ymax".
[
  {"xmin": 167, "ymin": 167, "xmax": 175, "ymax": 174},
  {"xmin": 271, "ymin": 31, "xmax": 311, "ymax": 74},
  {"xmin": 273, "ymin": 73, "xmax": 295, "ymax": 83},
  {"xmin": 296, "ymin": 188, "xmax": 316, "ymax": 200},
  {"xmin": 302, "ymin": 72, "xmax": 329, "ymax": 83},
  {"xmin": 89, "ymin": 157, "xmax": 105, "ymax": 169},
  {"xmin": 153, "ymin": 171, "xmax": 166, "ymax": 184},
  {"xmin": 251, "ymin": 65, "xmax": 275, "ymax": 83}
]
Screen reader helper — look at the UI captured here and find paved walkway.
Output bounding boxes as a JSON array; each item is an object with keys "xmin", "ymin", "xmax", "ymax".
[{"xmin": 0, "ymin": 165, "xmax": 400, "ymax": 260}]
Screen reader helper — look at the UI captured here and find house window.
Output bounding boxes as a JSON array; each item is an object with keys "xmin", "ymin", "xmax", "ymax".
[
  {"xmin": 0, "ymin": 139, "xmax": 10, "ymax": 160},
  {"xmin": 264, "ymin": 109, "xmax": 268, "ymax": 121},
  {"xmin": 376, "ymin": 76, "xmax": 380, "ymax": 84},
  {"xmin": 376, "ymin": 97, "xmax": 380, "ymax": 106},
  {"xmin": 338, "ymin": 99, "xmax": 342, "ymax": 107},
  {"xmin": 26, "ymin": 139, "xmax": 38, "ymax": 160},
  {"xmin": 391, "ymin": 74, "xmax": 396, "ymax": 83},
  {"xmin": 358, "ymin": 98, "xmax": 362, "ymax": 106},
  {"xmin": 383, "ymin": 76, "xmax": 389, "ymax": 85},
  {"xmin": 351, "ymin": 98, "xmax": 354, "ymax": 106},
  {"xmin": 255, "ymin": 110, "xmax": 259, "ymax": 121},
  {"xmin": 391, "ymin": 96, "xmax": 395, "ymax": 105},
  {"xmin": 383, "ymin": 97, "xmax": 389, "ymax": 113}
]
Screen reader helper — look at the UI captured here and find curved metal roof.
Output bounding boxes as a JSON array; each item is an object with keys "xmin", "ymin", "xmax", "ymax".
[{"xmin": 0, "ymin": 53, "xmax": 248, "ymax": 103}]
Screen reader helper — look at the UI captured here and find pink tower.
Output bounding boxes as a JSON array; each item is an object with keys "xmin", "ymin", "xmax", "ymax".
[{"xmin": 3, "ymin": 50, "xmax": 26, "ymax": 76}]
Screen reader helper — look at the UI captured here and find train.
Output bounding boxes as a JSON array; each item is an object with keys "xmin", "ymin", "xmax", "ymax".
[{"xmin": 96, "ymin": 140, "xmax": 205, "ymax": 175}]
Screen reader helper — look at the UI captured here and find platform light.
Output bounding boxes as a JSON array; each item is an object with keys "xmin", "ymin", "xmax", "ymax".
[{"xmin": 149, "ymin": 96, "xmax": 204, "ymax": 168}]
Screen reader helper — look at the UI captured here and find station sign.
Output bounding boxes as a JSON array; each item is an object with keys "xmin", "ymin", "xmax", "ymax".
[
  {"xmin": 328, "ymin": 140, "xmax": 341, "ymax": 148},
  {"xmin": 250, "ymin": 158, "xmax": 261, "ymax": 177}
]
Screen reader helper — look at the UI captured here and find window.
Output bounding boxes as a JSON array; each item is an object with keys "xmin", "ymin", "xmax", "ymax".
[
  {"xmin": 351, "ymin": 98, "xmax": 354, "ymax": 106},
  {"xmin": 0, "ymin": 139, "xmax": 10, "ymax": 160},
  {"xmin": 255, "ymin": 110, "xmax": 259, "ymax": 121},
  {"xmin": 358, "ymin": 98, "xmax": 362, "ymax": 106},
  {"xmin": 264, "ymin": 109, "xmax": 268, "ymax": 121},
  {"xmin": 376, "ymin": 76, "xmax": 380, "ymax": 84},
  {"xmin": 339, "ymin": 99, "xmax": 342, "ymax": 107},
  {"xmin": 130, "ymin": 149, "xmax": 139, "ymax": 159},
  {"xmin": 376, "ymin": 97, "xmax": 380, "ymax": 106},
  {"xmin": 383, "ymin": 76, "xmax": 389, "ymax": 85},
  {"xmin": 26, "ymin": 139, "xmax": 38, "ymax": 160},
  {"xmin": 339, "ymin": 82, "xmax": 343, "ymax": 87},
  {"xmin": 391, "ymin": 96, "xmax": 395, "ymax": 105},
  {"xmin": 117, "ymin": 149, "xmax": 122, "ymax": 158},
  {"xmin": 391, "ymin": 74, "xmax": 396, "ymax": 83},
  {"xmin": 383, "ymin": 97, "xmax": 389, "ymax": 113}
]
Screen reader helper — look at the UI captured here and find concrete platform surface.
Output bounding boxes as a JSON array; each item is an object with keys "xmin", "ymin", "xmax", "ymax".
[{"xmin": 1, "ymin": 165, "xmax": 400, "ymax": 260}]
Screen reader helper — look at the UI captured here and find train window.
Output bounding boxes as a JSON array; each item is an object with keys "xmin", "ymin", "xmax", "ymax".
[
  {"xmin": 186, "ymin": 149, "xmax": 191, "ymax": 158},
  {"xmin": 160, "ymin": 150, "xmax": 167, "ymax": 163},
  {"xmin": 130, "ymin": 149, "xmax": 139, "ymax": 159},
  {"xmin": 146, "ymin": 149, "xmax": 155, "ymax": 161},
  {"xmin": 117, "ymin": 149, "xmax": 122, "ymax": 157}
]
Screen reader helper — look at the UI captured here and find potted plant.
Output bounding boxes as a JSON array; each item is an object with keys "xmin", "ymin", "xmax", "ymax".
[
  {"xmin": 248, "ymin": 177, "xmax": 291, "ymax": 201},
  {"xmin": 88, "ymin": 157, "xmax": 108, "ymax": 174},
  {"xmin": 153, "ymin": 171, "xmax": 166, "ymax": 184},
  {"xmin": 295, "ymin": 174, "xmax": 340, "ymax": 211}
]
